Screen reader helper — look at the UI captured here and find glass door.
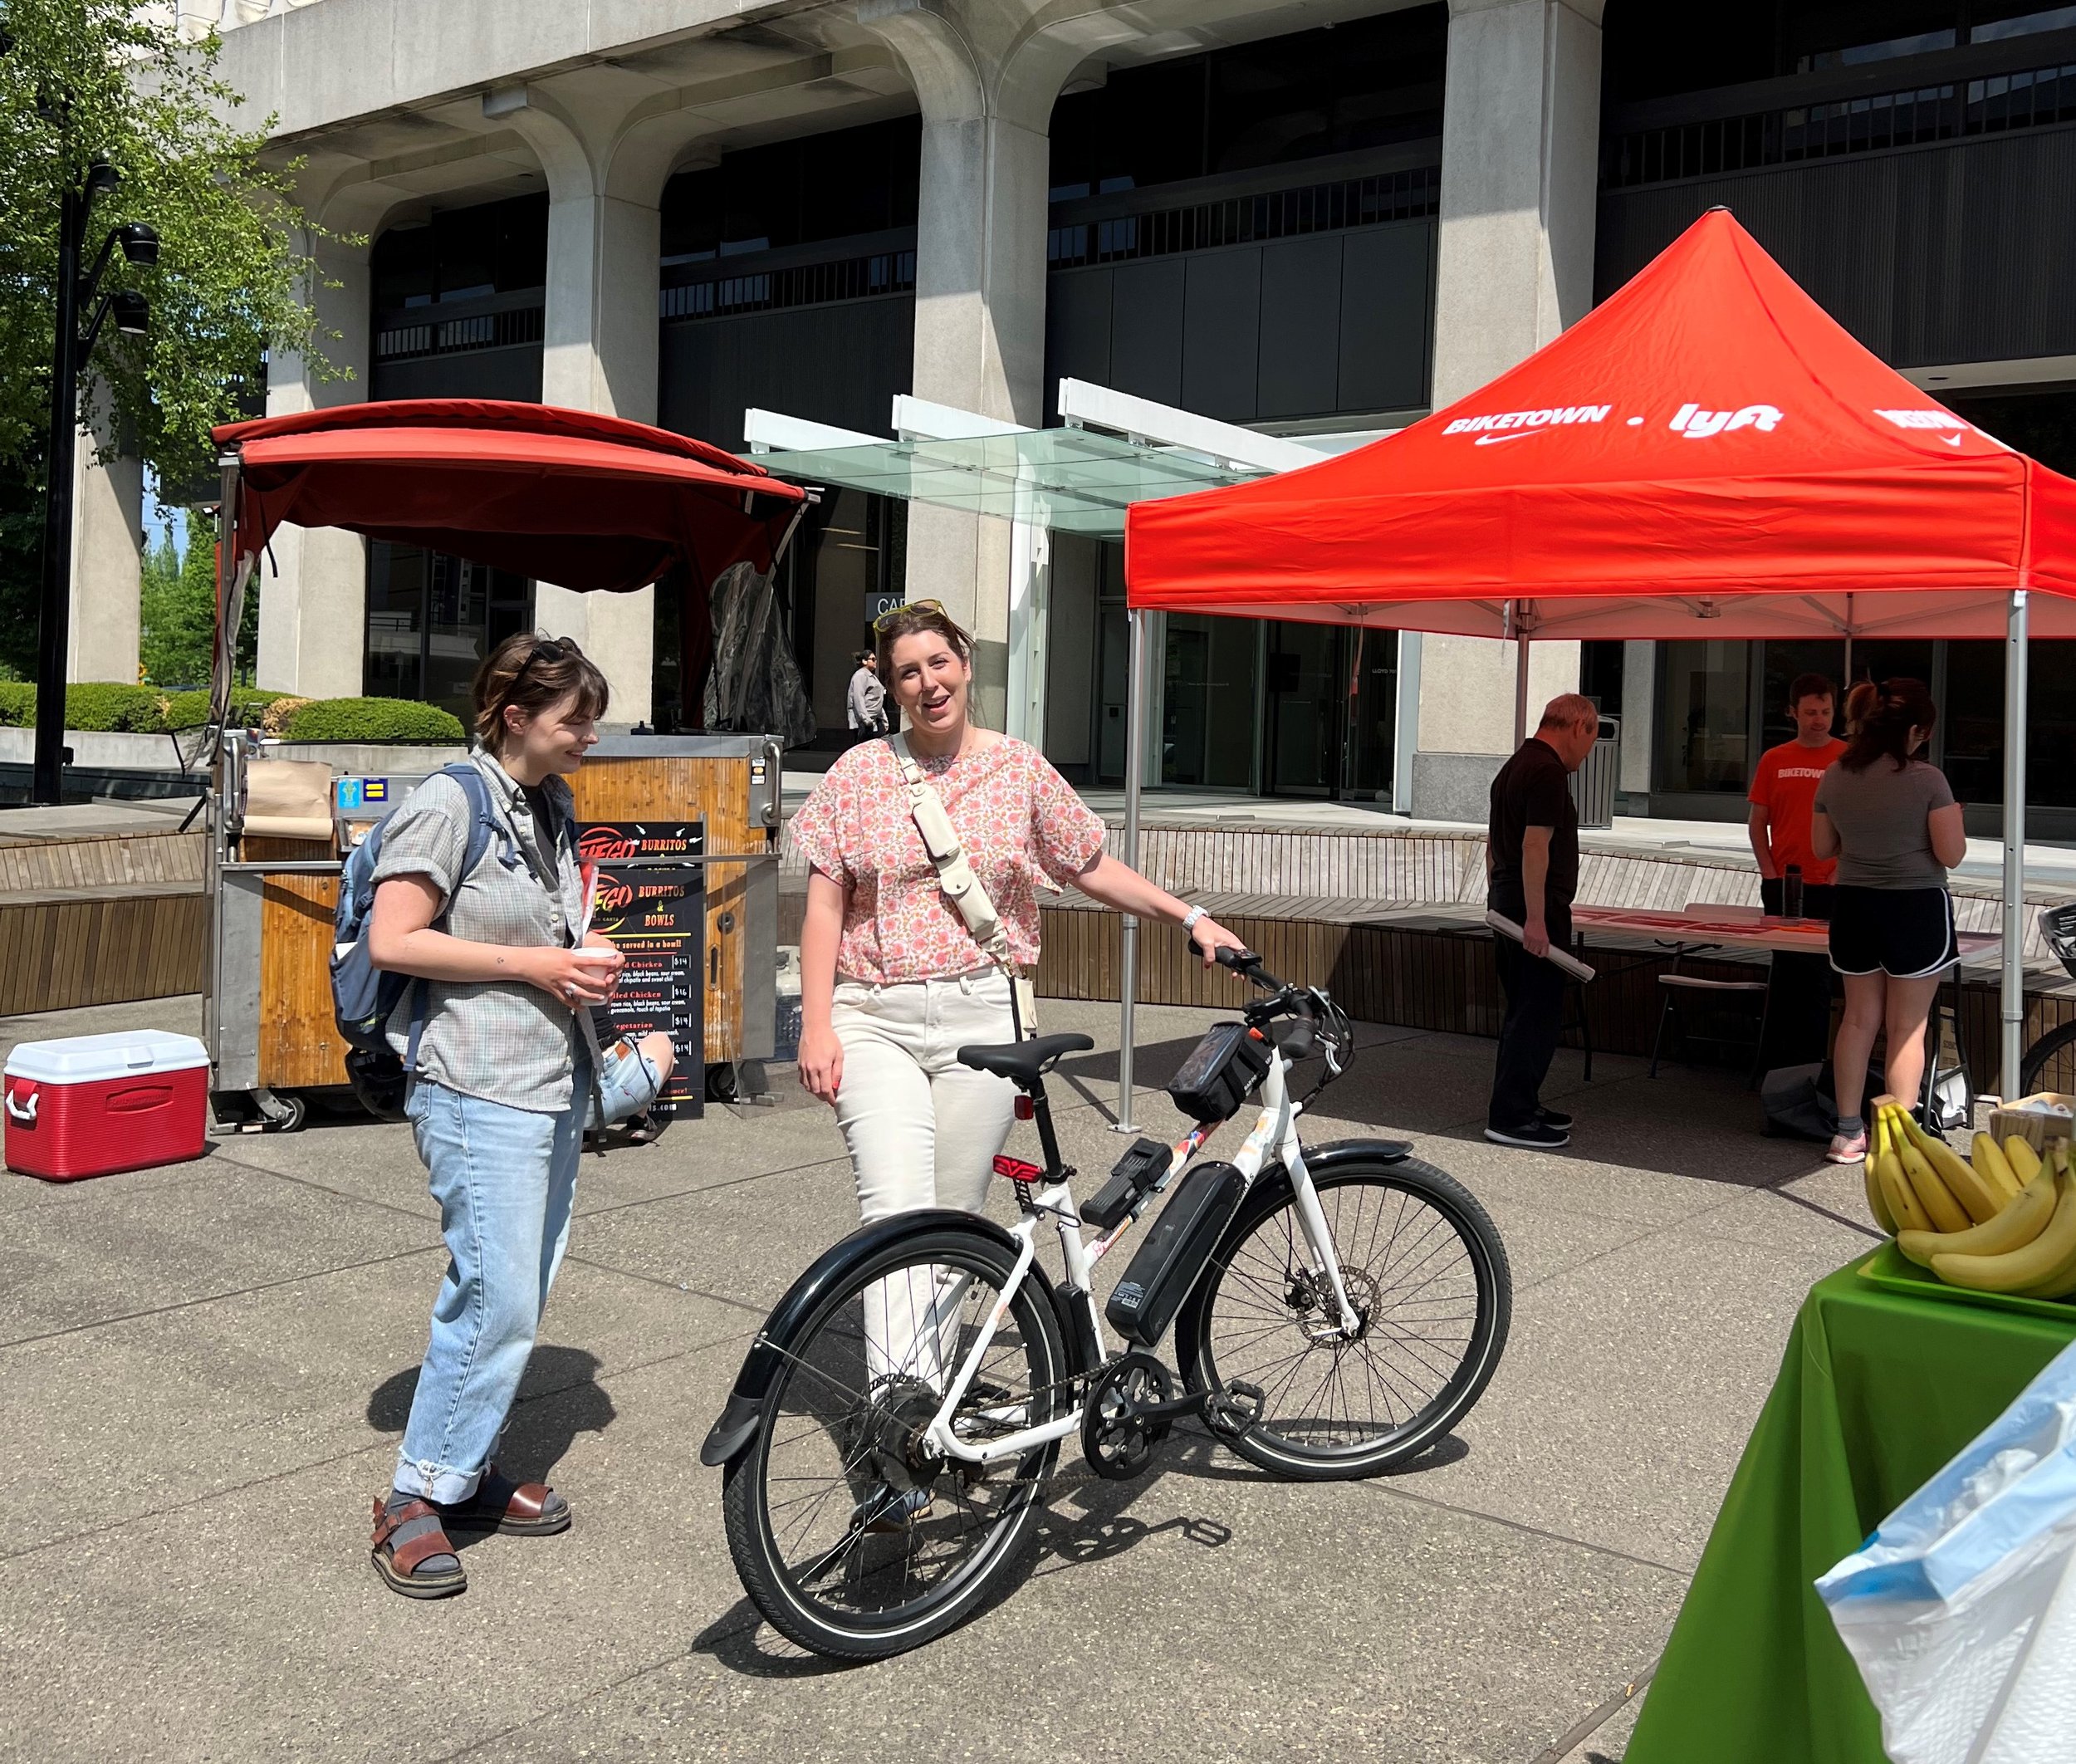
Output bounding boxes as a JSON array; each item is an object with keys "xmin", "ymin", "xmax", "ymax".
[{"xmin": 1266, "ymin": 622, "xmax": 1340, "ymax": 796}]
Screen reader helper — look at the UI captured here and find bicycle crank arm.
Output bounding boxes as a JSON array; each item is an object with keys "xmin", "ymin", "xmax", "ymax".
[{"xmin": 1107, "ymin": 1380, "xmax": 1266, "ymax": 1433}]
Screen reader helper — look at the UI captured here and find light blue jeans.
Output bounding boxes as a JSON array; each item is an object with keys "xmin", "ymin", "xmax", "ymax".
[{"xmin": 394, "ymin": 1051, "xmax": 589, "ymax": 1504}]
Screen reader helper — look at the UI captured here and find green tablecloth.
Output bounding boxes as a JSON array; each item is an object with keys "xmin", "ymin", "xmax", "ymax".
[{"xmin": 1625, "ymin": 1253, "xmax": 2076, "ymax": 1764}]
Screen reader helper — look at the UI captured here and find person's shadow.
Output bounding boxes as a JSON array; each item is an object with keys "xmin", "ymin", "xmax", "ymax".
[{"xmin": 366, "ymin": 1345, "xmax": 616, "ymax": 1545}]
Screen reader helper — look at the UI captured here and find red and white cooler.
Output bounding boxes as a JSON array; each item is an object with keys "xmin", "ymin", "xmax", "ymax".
[{"xmin": 4, "ymin": 1031, "xmax": 211, "ymax": 1182}]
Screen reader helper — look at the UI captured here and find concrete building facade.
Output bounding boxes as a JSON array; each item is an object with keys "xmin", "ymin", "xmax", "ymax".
[{"xmin": 82, "ymin": 0, "xmax": 2076, "ymax": 831}]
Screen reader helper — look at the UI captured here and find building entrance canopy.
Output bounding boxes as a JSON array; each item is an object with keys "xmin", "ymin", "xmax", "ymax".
[
  {"xmin": 1124, "ymin": 207, "xmax": 2076, "ymax": 1100},
  {"xmin": 741, "ymin": 384, "xmax": 1329, "ymax": 541}
]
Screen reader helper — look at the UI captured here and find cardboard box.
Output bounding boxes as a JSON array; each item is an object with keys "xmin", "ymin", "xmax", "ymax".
[{"xmin": 1990, "ymin": 1093, "xmax": 2076, "ymax": 1156}]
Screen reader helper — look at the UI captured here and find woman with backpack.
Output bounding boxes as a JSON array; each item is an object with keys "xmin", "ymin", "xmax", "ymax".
[
  {"xmin": 1811, "ymin": 678, "xmax": 1969, "ymax": 1165},
  {"xmin": 361, "ymin": 633, "xmax": 671, "ymax": 1599}
]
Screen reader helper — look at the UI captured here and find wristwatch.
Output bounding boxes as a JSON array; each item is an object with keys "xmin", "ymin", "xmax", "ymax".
[{"xmin": 1180, "ymin": 905, "xmax": 1207, "ymax": 933}]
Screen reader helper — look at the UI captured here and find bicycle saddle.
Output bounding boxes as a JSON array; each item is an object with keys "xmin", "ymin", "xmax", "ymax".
[{"xmin": 956, "ymin": 1033, "xmax": 1094, "ymax": 1087}]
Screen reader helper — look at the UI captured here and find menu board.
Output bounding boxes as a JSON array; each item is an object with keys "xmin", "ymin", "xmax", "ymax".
[{"xmin": 576, "ymin": 821, "xmax": 705, "ymax": 1120}]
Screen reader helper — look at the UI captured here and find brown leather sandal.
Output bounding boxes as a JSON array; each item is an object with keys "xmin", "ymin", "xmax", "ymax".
[
  {"xmin": 442, "ymin": 1466, "xmax": 571, "ymax": 1536},
  {"xmin": 370, "ymin": 1497, "xmax": 466, "ymax": 1600}
]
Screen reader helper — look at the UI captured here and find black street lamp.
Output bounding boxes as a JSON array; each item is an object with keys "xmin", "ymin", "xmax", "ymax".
[{"xmin": 33, "ymin": 161, "xmax": 157, "ymax": 806}]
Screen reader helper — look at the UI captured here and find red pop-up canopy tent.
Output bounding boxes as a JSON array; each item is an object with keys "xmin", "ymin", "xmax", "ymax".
[
  {"xmin": 1124, "ymin": 209, "xmax": 2062, "ymax": 1095},
  {"xmin": 205, "ymin": 398, "xmax": 807, "ymax": 737},
  {"xmin": 1129, "ymin": 208, "xmax": 2076, "ymax": 641}
]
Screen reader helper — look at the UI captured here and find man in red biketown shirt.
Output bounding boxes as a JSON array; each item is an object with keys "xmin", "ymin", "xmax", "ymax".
[{"xmin": 1748, "ymin": 671, "xmax": 1847, "ymax": 922}]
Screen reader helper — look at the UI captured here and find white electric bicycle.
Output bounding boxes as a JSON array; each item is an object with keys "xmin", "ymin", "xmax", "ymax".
[{"xmin": 703, "ymin": 948, "xmax": 1511, "ymax": 1659}]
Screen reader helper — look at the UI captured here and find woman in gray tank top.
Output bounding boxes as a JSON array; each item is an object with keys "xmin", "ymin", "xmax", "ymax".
[{"xmin": 1810, "ymin": 679, "xmax": 1969, "ymax": 1167}]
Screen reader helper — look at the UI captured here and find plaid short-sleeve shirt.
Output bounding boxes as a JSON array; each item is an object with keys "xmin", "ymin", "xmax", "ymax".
[{"xmin": 371, "ymin": 750, "xmax": 588, "ymax": 1113}]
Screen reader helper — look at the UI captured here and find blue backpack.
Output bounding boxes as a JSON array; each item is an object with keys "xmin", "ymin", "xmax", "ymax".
[{"xmin": 331, "ymin": 762, "xmax": 518, "ymax": 1074}]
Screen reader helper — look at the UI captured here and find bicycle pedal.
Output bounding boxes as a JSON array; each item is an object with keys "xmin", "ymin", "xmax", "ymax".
[{"xmin": 1205, "ymin": 1380, "xmax": 1265, "ymax": 1439}]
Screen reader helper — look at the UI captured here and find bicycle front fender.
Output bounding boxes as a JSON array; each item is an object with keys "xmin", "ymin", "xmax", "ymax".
[{"xmin": 699, "ymin": 1208, "xmax": 1032, "ymax": 1469}]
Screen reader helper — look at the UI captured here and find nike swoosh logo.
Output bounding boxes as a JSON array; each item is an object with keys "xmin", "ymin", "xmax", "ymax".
[
  {"xmin": 1473, "ymin": 433, "xmax": 1540, "ymax": 446},
  {"xmin": 1940, "ymin": 434, "xmax": 1964, "ymax": 447}
]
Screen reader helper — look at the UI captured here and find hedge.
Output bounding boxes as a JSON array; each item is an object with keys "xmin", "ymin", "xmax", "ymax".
[
  {"xmin": 0, "ymin": 683, "xmax": 461, "ymax": 743},
  {"xmin": 277, "ymin": 698, "xmax": 466, "ymax": 743}
]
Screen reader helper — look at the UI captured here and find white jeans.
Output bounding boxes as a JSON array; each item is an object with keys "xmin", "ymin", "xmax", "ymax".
[{"xmin": 832, "ymin": 969, "xmax": 1019, "ymax": 1385}]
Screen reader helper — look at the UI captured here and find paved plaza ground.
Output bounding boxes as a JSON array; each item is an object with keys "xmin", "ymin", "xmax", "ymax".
[{"xmin": 0, "ymin": 990, "xmax": 1881, "ymax": 1763}]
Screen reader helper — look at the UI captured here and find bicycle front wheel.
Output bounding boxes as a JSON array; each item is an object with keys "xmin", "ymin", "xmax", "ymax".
[
  {"xmin": 720, "ymin": 1225, "xmax": 1068, "ymax": 1660},
  {"xmin": 1178, "ymin": 1155, "xmax": 1510, "ymax": 1480}
]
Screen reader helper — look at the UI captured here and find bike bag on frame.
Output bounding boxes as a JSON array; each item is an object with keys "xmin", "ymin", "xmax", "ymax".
[
  {"xmin": 1166, "ymin": 1022, "xmax": 1271, "ymax": 1123},
  {"xmin": 1105, "ymin": 1160, "xmax": 1247, "ymax": 1348}
]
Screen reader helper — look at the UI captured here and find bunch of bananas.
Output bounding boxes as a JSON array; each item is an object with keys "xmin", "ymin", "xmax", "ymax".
[{"xmin": 1864, "ymin": 1100, "xmax": 2076, "ymax": 1299}]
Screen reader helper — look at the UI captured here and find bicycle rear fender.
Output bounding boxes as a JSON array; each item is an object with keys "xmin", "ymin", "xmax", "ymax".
[{"xmin": 698, "ymin": 1208, "xmax": 1050, "ymax": 1469}]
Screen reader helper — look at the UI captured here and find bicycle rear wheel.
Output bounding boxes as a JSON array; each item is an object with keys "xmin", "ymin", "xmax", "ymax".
[
  {"xmin": 720, "ymin": 1225, "xmax": 1067, "ymax": 1659},
  {"xmin": 1178, "ymin": 1155, "xmax": 1510, "ymax": 1480},
  {"xmin": 2021, "ymin": 1019, "xmax": 2076, "ymax": 1098}
]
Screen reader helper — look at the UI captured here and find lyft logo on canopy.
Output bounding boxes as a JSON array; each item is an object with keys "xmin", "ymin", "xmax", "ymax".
[{"xmin": 1669, "ymin": 403, "xmax": 1784, "ymax": 439}]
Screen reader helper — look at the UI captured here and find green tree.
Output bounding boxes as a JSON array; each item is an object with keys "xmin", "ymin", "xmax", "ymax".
[
  {"xmin": 140, "ymin": 507, "xmax": 246, "ymax": 686},
  {"xmin": 0, "ymin": 0, "xmax": 350, "ymax": 674}
]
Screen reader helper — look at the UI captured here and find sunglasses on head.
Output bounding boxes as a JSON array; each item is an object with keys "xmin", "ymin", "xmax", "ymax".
[{"xmin": 872, "ymin": 598, "xmax": 944, "ymax": 633}]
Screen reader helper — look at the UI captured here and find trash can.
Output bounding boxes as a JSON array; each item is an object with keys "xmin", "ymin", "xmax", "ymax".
[{"xmin": 1569, "ymin": 716, "xmax": 1620, "ymax": 830}]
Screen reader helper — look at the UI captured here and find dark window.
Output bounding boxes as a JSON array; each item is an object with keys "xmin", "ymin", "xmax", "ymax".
[
  {"xmin": 1579, "ymin": 641, "xmax": 1627, "ymax": 717},
  {"xmin": 364, "ymin": 544, "xmax": 533, "ymax": 718},
  {"xmin": 1048, "ymin": 7, "xmax": 1446, "ymax": 197},
  {"xmin": 659, "ymin": 118, "xmax": 921, "ymax": 264},
  {"xmin": 1789, "ymin": 3, "xmax": 1957, "ymax": 72},
  {"xmin": 370, "ymin": 193, "xmax": 548, "ymax": 311}
]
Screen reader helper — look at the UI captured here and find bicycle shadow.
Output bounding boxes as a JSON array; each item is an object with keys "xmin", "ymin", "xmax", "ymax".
[{"xmin": 691, "ymin": 1419, "xmax": 1473, "ymax": 1676}]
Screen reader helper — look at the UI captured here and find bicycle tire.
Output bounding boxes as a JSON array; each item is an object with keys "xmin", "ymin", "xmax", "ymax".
[
  {"xmin": 2021, "ymin": 1019, "xmax": 2076, "ymax": 1099},
  {"xmin": 721, "ymin": 1224, "xmax": 1067, "ymax": 1660},
  {"xmin": 1178, "ymin": 1154, "xmax": 1510, "ymax": 1481}
]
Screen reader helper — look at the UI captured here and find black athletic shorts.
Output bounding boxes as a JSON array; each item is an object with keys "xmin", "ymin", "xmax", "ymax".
[{"xmin": 1827, "ymin": 884, "xmax": 1958, "ymax": 979}]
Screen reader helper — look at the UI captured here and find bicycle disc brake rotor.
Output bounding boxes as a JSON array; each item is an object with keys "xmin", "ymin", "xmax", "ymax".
[
  {"xmin": 1081, "ymin": 1352, "xmax": 1174, "ymax": 1481},
  {"xmin": 1287, "ymin": 1263, "xmax": 1380, "ymax": 1345}
]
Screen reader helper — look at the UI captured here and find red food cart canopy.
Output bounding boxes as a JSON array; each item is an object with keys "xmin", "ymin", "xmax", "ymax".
[
  {"xmin": 213, "ymin": 399, "xmax": 805, "ymax": 595},
  {"xmin": 1126, "ymin": 208, "xmax": 2076, "ymax": 639}
]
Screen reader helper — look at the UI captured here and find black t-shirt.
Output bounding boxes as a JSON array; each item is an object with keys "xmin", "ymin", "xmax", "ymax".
[
  {"xmin": 520, "ymin": 783, "xmax": 561, "ymax": 889},
  {"xmin": 1487, "ymin": 737, "xmax": 1579, "ymax": 917}
]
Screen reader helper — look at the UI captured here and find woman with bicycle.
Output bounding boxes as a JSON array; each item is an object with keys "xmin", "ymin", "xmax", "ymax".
[
  {"xmin": 791, "ymin": 600, "xmax": 1248, "ymax": 1233},
  {"xmin": 1812, "ymin": 678, "xmax": 1968, "ymax": 1164}
]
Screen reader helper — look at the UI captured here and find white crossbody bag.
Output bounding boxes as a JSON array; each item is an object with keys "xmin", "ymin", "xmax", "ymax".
[{"xmin": 888, "ymin": 733, "xmax": 1036, "ymax": 1039}]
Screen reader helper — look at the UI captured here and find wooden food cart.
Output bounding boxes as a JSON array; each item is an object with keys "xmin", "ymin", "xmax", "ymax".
[{"xmin": 199, "ymin": 400, "xmax": 805, "ymax": 1129}]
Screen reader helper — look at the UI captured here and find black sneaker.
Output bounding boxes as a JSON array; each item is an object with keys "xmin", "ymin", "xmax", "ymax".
[
  {"xmin": 1485, "ymin": 1120, "xmax": 1571, "ymax": 1149},
  {"xmin": 1537, "ymin": 1106, "xmax": 1574, "ymax": 1132}
]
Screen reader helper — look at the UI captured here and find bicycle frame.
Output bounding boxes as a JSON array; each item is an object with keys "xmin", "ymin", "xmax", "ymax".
[{"xmin": 917, "ymin": 1036, "xmax": 1364, "ymax": 1469}]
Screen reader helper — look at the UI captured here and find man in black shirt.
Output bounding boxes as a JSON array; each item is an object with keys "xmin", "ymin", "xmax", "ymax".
[{"xmin": 1486, "ymin": 693, "xmax": 1599, "ymax": 1149}]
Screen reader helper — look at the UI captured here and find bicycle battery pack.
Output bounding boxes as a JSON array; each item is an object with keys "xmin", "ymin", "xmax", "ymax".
[
  {"xmin": 1166, "ymin": 1022, "xmax": 1270, "ymax": 1123},
  {"xmin": 1083, "ymin": 1137, "xmax": 1171, "ymax": 1230},
  {"xmin": 1104, "ymin": 1161, "xmax": 1246, "ymax": 1347}
]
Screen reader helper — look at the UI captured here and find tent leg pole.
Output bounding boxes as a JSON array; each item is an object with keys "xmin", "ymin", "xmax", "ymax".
[
  {"xmin": 1116, "ymin": 608, "xmax": 1148, "ymax": 1133},
  {"xmin": 2002, "ymin": 588, "xmax": 2029, "ymax": 1100},
  {"xmin": 1514, "ymin": 634, "xmax": 1530, "ymax": 747}
]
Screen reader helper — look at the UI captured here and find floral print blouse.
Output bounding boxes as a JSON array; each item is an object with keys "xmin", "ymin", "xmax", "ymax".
[{"xmin": 789, "ymin": 735, "xmax": 1108, "ymax": 984}]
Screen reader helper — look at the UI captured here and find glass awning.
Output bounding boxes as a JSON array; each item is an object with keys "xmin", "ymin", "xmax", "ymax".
[{"xmin": 745, "ymin": 424, "xmax": 1273, "ymax": 538}]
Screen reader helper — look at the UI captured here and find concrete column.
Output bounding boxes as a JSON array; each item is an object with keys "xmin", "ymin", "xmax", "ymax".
[
  {"xmin": 1618, "ymin": 637, "xmax": 1654, "ymax": 796},
  {"xmin": 495, "ymin": 86, "xmax": 666, "ymax": 727},
  {"xmin": 860, "ymin": 1, "xmax": 1099, "ymax": 730},
  {"xmin": 68, "ymin": 391, "xmax": 142, "ymax": 685},
  {"xmin": 1409, "ymin": 0, "xmax": 1604, "ymax": 821},
  {"xmin": 256, "ymin": 227, "xmax": 370, "ymax": 700}
]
